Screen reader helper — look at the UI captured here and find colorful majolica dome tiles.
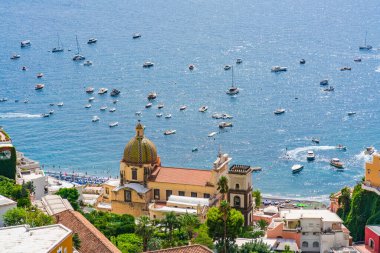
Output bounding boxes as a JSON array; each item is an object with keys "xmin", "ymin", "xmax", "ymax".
[{"xmin": 123, "ymin": 122, "xmax": 157, "ymax": 164}]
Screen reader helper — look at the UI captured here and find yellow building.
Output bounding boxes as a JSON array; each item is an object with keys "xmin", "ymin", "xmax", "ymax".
[
  {"xmin": 364, "ymin": 153, "xmax": 380, "ymax": 188},
  {"xmin": 97, "ymin": 122, "xmax": 254, "ymax": 225}
]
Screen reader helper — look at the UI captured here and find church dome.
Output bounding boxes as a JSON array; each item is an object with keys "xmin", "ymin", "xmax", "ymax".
[{"xmin": 123, "ymin": 122, "xmax": 157, "ymax": 164}]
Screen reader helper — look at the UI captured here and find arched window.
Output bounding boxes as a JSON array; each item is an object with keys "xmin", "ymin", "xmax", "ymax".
[
  {"xmin": 302, "ymin": 241, "xmax": 308, "ymax": 248},
  {"xmin": 235, "ymin": 184, "xmax": 240, "ymax": 189},
  {"xmin": 132, "ymin": 168, "xmax": 137, "ymax": 180},
  {"xmin": 313, "ymin": 242, "xmax": 319, "ymax": 248},
  {"xmin": 369, "ymin": 239, "xmax": 375, "ymax": 249},
  {"xmin": 234, "ymin": 196, "xmax": 241, "ymax": 207}
]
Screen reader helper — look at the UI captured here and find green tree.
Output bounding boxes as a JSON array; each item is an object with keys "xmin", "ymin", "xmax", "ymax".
[
  {"xmin": 73, "ymin": 233, "xmax": 81, "ymax": 250},
  {"xmin": 56, "ymin": 188, "xmax": 80, "ymax": 210},
  {"xmin": 252, "ymin": 190, "xmax": 262, "ymax": 209},
  {"xmin": 161, "ymin": 212, "xmax": 179, "ymax": 244},
  {"xmin": 192, "ymin": 224, "xmax": 214, "ymax": 250},
  {"xmin": 111, "ymin": 233, "xmax": 142, "ymax": 253},
  {"xmin": 0, "ymin": 176, "xmax": 31, "ymax": 208},
  {"xmin": 217, "ymin": 176, "xmax": 229, "ymax": 200},
  {"xmin": 257, "ymin": 219, "xmax": 268, "ymax": 231},
  {"xmin": 238, "ymin": 239, "xmax": 271, "ymax": 253},
  {"xmin": 179, "ymin": 213, "xmax": 200, "ymax": 239},
  {"xmin": 136, "ymin": 216, "xmax": 155, "ymax": 252},
  {"xmin": 283, "ymin": 244, "xmax": 294, "ymax": 253},
  {"xmin": 206, "ymin": 205, "xmax": 244, "ymax": 253},
  {"xmin": 3, "ymin": 206, "xmax": 54, "ymax": 227},
  {"xmin": 337, "ymin": 187, "xmax": 351, "ymax": 220}
]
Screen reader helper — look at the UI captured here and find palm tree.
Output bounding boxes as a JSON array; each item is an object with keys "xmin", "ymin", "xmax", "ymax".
[
  {"xmin": 217, "ymin": 176, "xmax": 229, "ymax": 200},
  {"xmin": 257, "ymin": 219, "xmax": 268, "ymax": 231},
  {"xmin": 136, "ymin": 216, "xmax": 155, "ymax": 251},
  {"xmin": 162, "ymin": 212, "xmax": 178, "ymax": 243},
  {"xmin": 179, "ymin": 213, "xmax": 200, "ymax": 239},
  {"xmin": 220, "ymin": 200, "xmax": 230, "ymax": 253}
]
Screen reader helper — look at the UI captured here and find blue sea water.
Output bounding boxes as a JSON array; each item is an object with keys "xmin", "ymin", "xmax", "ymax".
[{"xmin": 1, "ymin": 0, "xmax": 380, "ymax": 200}]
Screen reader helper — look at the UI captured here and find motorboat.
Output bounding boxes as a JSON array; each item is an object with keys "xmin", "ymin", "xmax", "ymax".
[
  {"xmin": 145, "ymin": 103, "xmax": 152, "ymax": 108},
  {"xmin": 49, "ymin": 110, "xmax": 54, "ymax": 115},
  {"xmin": 340, "ymin": 67, "xmax": 351, "ymax": 71},
  {"xmin": 347, "ymin": 112, "xmax": 356, "ymax": 116},
  {"xmin": 156, "ymin": 113, "xmax": 163, "ymax": 117},
  {"xmin": 165, "ymin": 114, "xmax": 172, "ymax": 119},
  {"xmin": 10, "ymin": 54, "xmax": 21, "ymax": 60},
  {"xmin": 320, "ymin": 79, "xmax": 329, "ymax": 85},
  {"xmin": 147, "ymin": 92, "xmax": 157, "ymax": 100},
  {"xmin": 37, "ymin": 73, "xmax": 44, "ymax": 78},
  {"xmin": 22, "ymin": 66, "xmax": 27, "ymax": 71},
  {"xmin": 49, "ymin": 103, "xmax": 55, "ymax": 106},
  {"xmin": 219, "ymin": 122, "xmax": 233, "ymax": 128},
  {"xmin": 306, "ymin": 151, "xmax": 315, "ymax": 161},
  {"xmin": 164, "ymin": 130, "xmax": 176, "ymax": 135},
  {"xmin": 73, "ymin": 35, "xmax": 85, "ymax": 61},
  {"xmin": 236, "ymin": 58, "xmax": 243, "ymax": 64},
  {"xmin": 271, "ymin": 66, "xmax": 287, "ymax": 72},
  {"xmin": 292, "ymin": 164, "xmax": 304, "ymax": 173},
  {"xmin": 20, "ymin": 40, "xmax": 31, "ymax": 47},
  {"xmin": 132, "ymin": 33, "xmax": 141, "ymax": 39},
  {"xmin": 330, "ymin": 158, "xmax": 344, "ymax": 169},
  {"xmin": 92, "ymin": 116, "xmax": 100, "ymax": 122},
  {"xmin": 208, "ymin": 132, "xmax": 217, "ymax": 137},
  {"xmin": 199, "ymin": 106, "xmax": 208, "ymax": 112},
  {"xmin": 364, "ymin": 147, "xmax": 375, "ymax": 155},
  {"xmin": 274, "ymin": 108, "xmax": 286, "ymax": 115},
  {"xmin": 87, "ymin": 38, "xmax": 97, "ymax": 44},
  {"xmin": 109, "ymin": 108, "xmax": 116, "ymax": 112},
  {"xmin": 359, "ymin": 32, "xmax": 372, "ymax": 50},
  {"xmin": 192, "ymin": 147, "xmax": 198, "ymax": 152},
  {"xmin": 354, "ymin": 57, "xmax": 362, "ymax": 62},
  {"xmin": 222, "ymin": 114, "xmax": 233, "ymax": 119},
  {"xmin": 311, "ymin": 138, "xmax": 320, "ymax": 144},
  {"xmin": 14, "ymin": 99, "xmax": 19, "ymax": 103},
  {"xmin": 83, "ymin": 60, "xmax": 93, "ymax": 66},
  {"xmin": 41, "ymin": 113, "xmax": 50, "ymax": 118},
  {"xmin": 212, "ymin": 113, "xmax": 222, "ymax": 119},
  {"xmin": 35, "ymin": 84, "xmax": 45, "ymax": 90},
  {"xmin": 24, "ymin": 99, "xmax": 29, "ymax": 104},
  {"xmin": 52, "ymin": 34, "xmax": 64, "ymax": 53},
  {"xmin": 336, "ymin": 145, "xmax": 347, "ymax": 151},
  {"xmin": 98, "ymin": 88, "xmax": 108, "ymax": 94},
  {"xmin": 323, "ymin": 86, "xmax": 334, "ymax": 92},
  {"xmin": 109, "ymin": 122, "xmax": 118, "ymax": 127},
  {"xmin": 143, "ymin": 61, "xmax": 154, "ymax": 68},
  {"xmin": 135, "ymin": 111, "xmax": 142, "ymax": 116},
  {"xmin": 85, "ymin": 104, "xmax": 92, "ymax": 108},
  {"xmin": 88, "ymin": 97, "xmax": 95, "ymax": 102},
  {"xmin": 180, "ymin": 105, "xmax": 187, "ymax": 111},
  {"xmin": 158, "ymin": 104, "xmax": 164, "ymax": 109},
  {"xmin": 0, "ymin": 98, "xmax": 7, "ymax": 102},
  {"xmin": 300, "ymin": 59, "xmax": 306, "ymax": 64},
  {"xmin": 189, "ymin": 64, "xmax": 195, "ymax": 70},
  {"xmin": 110, "ymin": 89, "xmax": 120, "ymax": 97},
  {"xmin": 224, "ymin": 65, "xmax": 231, "ymax": 70},
  {"xmin": 100, "ymin": 106, "xmax": 107, "ymax": 111},
  {"xmin": 113, "ymin": 100, "xmax": 118, "ymax": 104},
  {"xmin": 86, "ymin": 87, "xmax": 94, "ymax": 93}
]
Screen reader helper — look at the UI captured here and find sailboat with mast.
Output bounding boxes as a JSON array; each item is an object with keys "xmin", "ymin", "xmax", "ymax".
[
  {"xmin": 359, "ymin": 31, "xmax": 372, "ymax": 50},
  {"xmin": 72, "ymin": 35, "xmax": 85, "ymax": 61},
  {"xmin": 52, "ymin": 34, "xmax": 64, "ymax": 53},
  {"xmin": 226, "ymin": 66, "xmax": 239, "ymax": 95}
]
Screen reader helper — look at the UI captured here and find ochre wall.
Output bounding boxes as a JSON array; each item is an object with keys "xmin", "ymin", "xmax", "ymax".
[
  {"xmin": 366, "ymin": 154, "xmax": 380, "ymax": 187},
  {"xmin": 49, "ymin": 234, "xmax": 73, "ymax": 253}
]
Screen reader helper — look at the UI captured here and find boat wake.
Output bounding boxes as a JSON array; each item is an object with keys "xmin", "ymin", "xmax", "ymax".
[
  {"xmin": 285, "ymin": 145, "xmax": 336, "ymax": 162},
  {"xmin": 0, "ymin": 113, "xmax": 42, "ymax": 119},
  {"xmin": 355, "ymin": 150, "xmax": 376, "ymax": 161},
  {"xmin": 375, "ymin": 66, "xmax": 380, "ymax": 73}
]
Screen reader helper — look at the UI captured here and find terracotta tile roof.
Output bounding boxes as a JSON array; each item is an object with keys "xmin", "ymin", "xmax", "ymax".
[
  {"xmin": 145, "ymin": 244, "xmax": 213, "ymax": 253},
  {"xmin": 150, "ymin": 167, "xmax": 213, "ymax": 186},
  {"xmin": 54, "ymin": 210, "xmax": 121, "ymax": 253}
]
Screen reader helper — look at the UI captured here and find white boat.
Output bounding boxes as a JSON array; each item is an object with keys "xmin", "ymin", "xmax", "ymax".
[
  {"xmin": 156, "ymin": 113, "xmax": 163, "ymax": 117},
  {"xmin": 10, "ymin": 54, "xmax": 21, "ymax": 60},
  {"xmin": 92, "ymin": 116, "xmax": 100, "ymax": 122},
  {"xmin": 222, "ymin": 114, "xmax": 233, "ymax": 119},
  {"xmin": 22, "ymin": 66, "xmax": 27, "ymax": 71},
  {"xmin": 72, "ymin": 35, "xmax": 85, "ymax": 61},
  {"xmin": 145, "ymin": 103, "xmax": 152, "ymax": 108},
  {"xmin": 323, "ymin": 86, "xmax": 334, "ymax": 92},
  {"xmin": 135, "ymin": 111, "xmax": 142, "ymax": 116},
  {"xmin": 347, "ymin": 112, "xmax": 356, "ymax": 116},
  {"xmin": 86, "ymin": 87, "xmax": 95, "ymax": 93},
  {"xmin": 35, "ymin": 84, "xmax": 44, "ymax": 90},
  {"xmin": 199, "ymin": 106, "xmax": 208, "ymax": 112},
  {"xmin": 88, "ymin": 97, "xmax": 95, "ymax": 102},
  {"xmin": 100, "ymin": 106, "xmax": 107, "ymax": 111},
  {"xmin": 330, "ymin": 158, "xmax": 344, "ymax": 169},
  {"xmin": 208, "ymin": 132, "xmax": 217, "ymax": 137},
  {"xmin": 98, "ymin": 88, "xmax": 108, "ymax": 94},
  {"xmin": 143, "ymin": 61, "xmax": 154, "ymax": 68},
  {"xmin": 109, "ymin": 122, "xmax": 118, "ymax": 127},
  {"xmin": 336, "ymin": 145, "xmax": 347, "ymax": 151},
  {"xmin": 164, "ymin": 130, "xmax": 176, "ymax": 135},
  {"xmin": 212, "ymin": 113, "xmax": 222, "ymax": 119},
  {"xmin": 110, "ymin": 89, "xmax": 120, "ymax": 97},
  {"xmin": 311, "ymin": 138, "xmax": 320, "ymax": 144},
  {"xmin": 180, "ymin": 105, "xmax": 187, "ymax": 111},
  {"xmin": 24, "ymin": 99, "xmax": 29, "ymax": 104},
  {"xmin": 85, "ymin": 104, "xmax": 92, "ymax": 108},
  {"xmin": 364, "ymin": 147, "xmax": 375, "ymax": 155},
  {"xmin": 109, "ymin": 108, "xmax": 116, "ymax": 112},
  {"xmin": 271, "ymin": 66, "xmax": 287, "ymax": 72},
  {"xmin": 359, "ymin": 32, "xmax": 372, "ymax": 50},
  {"xmin": 300, "ymin": 59, "xmax": 306, "ymax": 64},
  {"xmin": 189, "ymin": 64, "xmax": 195, "ymax": 70},
  {"xmin": 354, "ymin": 57, "xmax": 362, "ymax": 62},
  {"xmin": 87, "ymin": 38, "xmax": 97, "ymax": 44},
  {"xmin": 226, "ymin": 66, "xmax": 239, "ymax": 95},
  {"xmin": 157, "ymin": 104, "xmax": 164, "ymax": 109},
  {"xmin": 274, "ymin": 108, "xmax": 286, "ymax": 115},
  {"xmin": 224, "ymin": 65, "xmax": 231, "ymax": 70},
  {"xmin": 113, "ymin": 100, "xmax": 118, "ymax": 104},
  {"xmin": 49, "ymin": 110, "xmax": 54, "ymax": 115},
  {"xmin": 83, "ymin": 60, "xmax": 93, "ymax": 66},
  {"xmin": 292, "ymin": 164, "xmax": 304, "ymax": 173},
  {"xmin": 52, "ymin": 34, "xmax": 64, "ymax": 53},
  {"xmin": 340, "ymin": 66, "xmax": 351, "ymax": 71},
  {"xmin": 41, "ymin": 113, "xmax": 50, "ymax": 118},
  {"xmin": 306, "ymin": 151, "xmax": 315, "ymax": 161},
  {"xmin": 320, "ymin": 79, "xmax": 329, "ymax": 85},
  {"xmin": 236, "ymin": 59, "xmax": 242, "ymax": 64},
  {"xmin": 37, "ymin": 73, "xmax": 44, "ymax": 78},
  {"xmin": 147, "ymin": 92, "xmax": 157, "ymax": 100},
  {"xmin": 132, "ymin": 33, "xmax": 141, "ymax": 39},
  {"xmin": 21, "ymin": 40, "xmax": 31, "ymax": 48},
  {"xmin": 165, "ymin": 114, "xmax": 172, "ymax": 119},
  {"xmin": 219, "ymin": 122, "xmax": 233, "ymax": 128}
]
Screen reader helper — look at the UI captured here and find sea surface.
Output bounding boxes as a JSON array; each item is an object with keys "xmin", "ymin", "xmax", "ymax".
[{"xmin": 1, "ymin": 0, "xmax": 380, "ymax": 200}]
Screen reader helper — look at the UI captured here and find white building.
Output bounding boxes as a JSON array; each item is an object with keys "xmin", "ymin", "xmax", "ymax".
[{"xmin": 0, "ymin": 195, "xmax": 17, "ymax": 227}]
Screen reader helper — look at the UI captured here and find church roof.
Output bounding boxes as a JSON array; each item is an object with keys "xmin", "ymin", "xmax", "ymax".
[
  {"xmin": 150, "ymin": 167, "xmax": 212, "ymax": 187},
  {"xmin": 113, "ymin": 183, "xmax": 150, "ymax": 194}
]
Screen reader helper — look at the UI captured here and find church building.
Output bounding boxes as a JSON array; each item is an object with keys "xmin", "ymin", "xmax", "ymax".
[{"xmin": 97, "ymin": 122, "xmax": 254, "ymax": 225}]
